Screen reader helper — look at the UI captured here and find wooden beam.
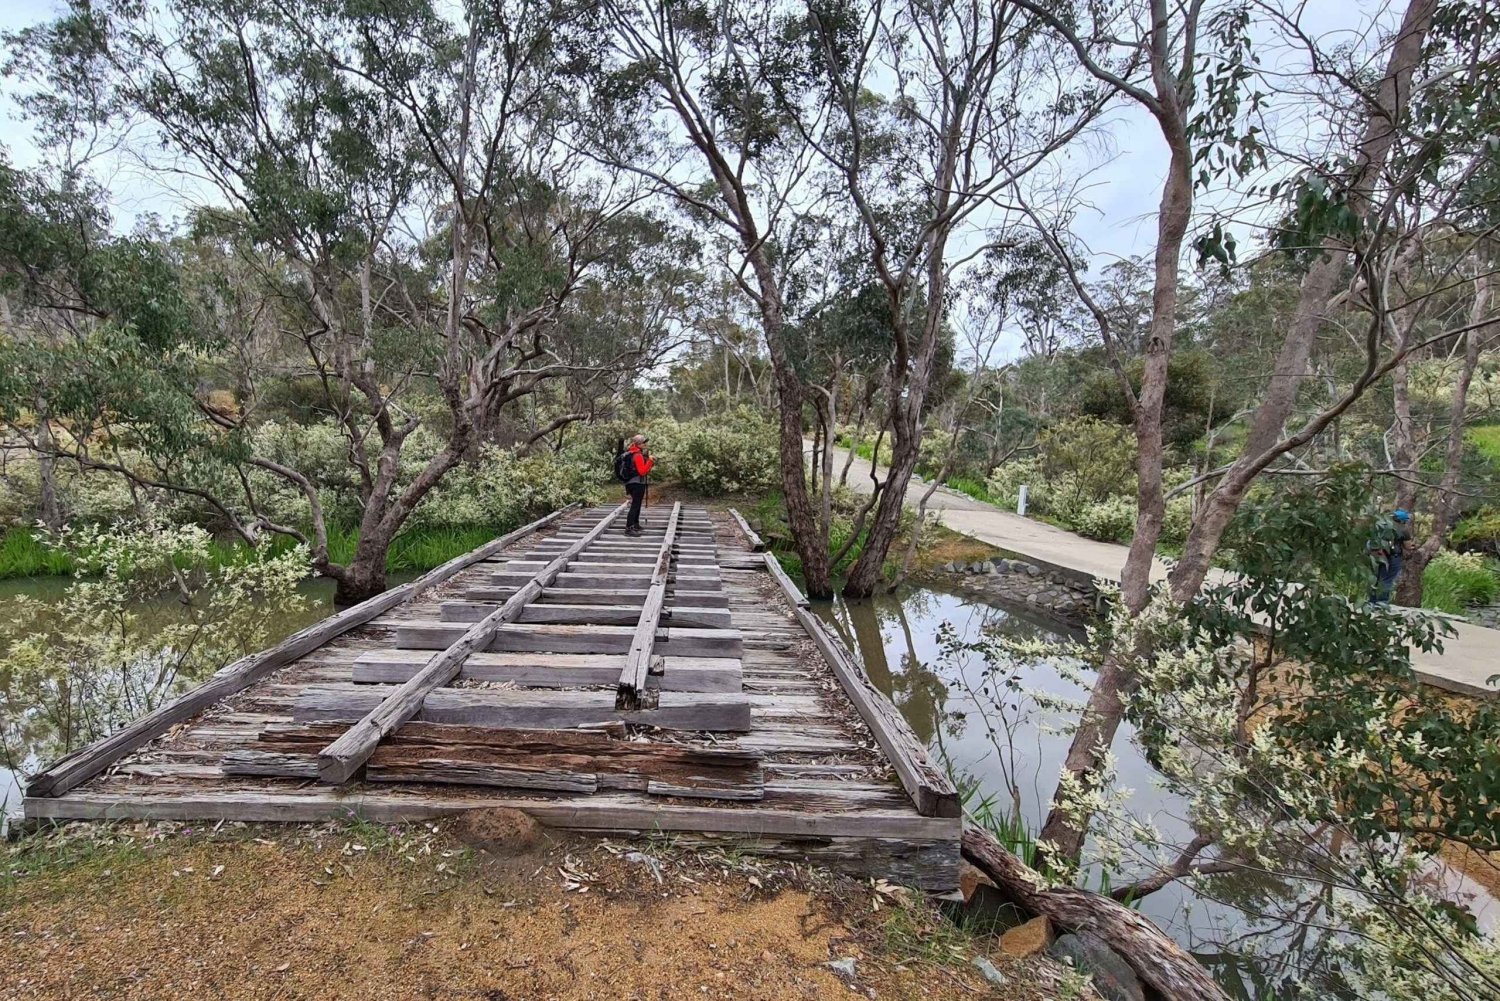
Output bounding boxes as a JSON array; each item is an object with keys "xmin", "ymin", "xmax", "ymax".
[
  {"xmin": 459, "ymin": 586, "xmax": 729, "ymax": 608},
  {"xmin": 618, "ymin": 502, "xmax": 680, "ymax": 709},
  {"xmin": 763, "ymin": 553, "xmax": 808, "ymax": 607},
  {"xmin": 316, "ymin": 502, "xmax": 628, "ymax": 784},
  {"xmin": 728, "ymin": 508, "xmax": 765, "ymax": 551},
  {"xmin": 295, "ymin": 685, "xmax": 752, "ymax": 732},
  {"xmin": 762, "ymin": 553, "xmax": 960, "ymax": 818},
  {"xmin": 349, "ymin": 650, "xmax": 742, "ymax": 693},
  {"xmin": 22, "ymin": 502, "xmax": 581, "ymax": 799},
  {"xmin": 438, "ymin": 600, "xmax": 733, "ymax": 630},
  {"xmin": 488, "ymin": 571, "xmax": 722, "ymax": 591},
  {"xmin": 394, "ymin": 621, "xmax": 743, "ymax": 658}
]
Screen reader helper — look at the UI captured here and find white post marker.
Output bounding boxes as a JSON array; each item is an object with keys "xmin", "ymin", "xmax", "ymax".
[{"xmin": 1017, "ymin": 484, "xmax": 1029, "ymax": 517}]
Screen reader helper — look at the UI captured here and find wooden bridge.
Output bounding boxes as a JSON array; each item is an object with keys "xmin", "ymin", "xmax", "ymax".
[{"xmin": 21, "ymin": 503, "xmax": 961, "ymax": 889}]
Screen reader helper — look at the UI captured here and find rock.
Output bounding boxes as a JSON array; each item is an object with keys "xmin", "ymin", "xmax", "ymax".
[
  {"xmin": 943, "ymin": 561, "xmax": 958, "ymax": 573},
  {"xmin": 999, "ymin": 916, "xmax": 1054, "ymax": 958},
  {"xmin": 980, "ymin": 561, "xmax": 995, "ymax": 574},
  {"xmin": 1023, "ymin": 563, "xmax": 1042, "ymax": 577},
  {"xmin": 970, "ymin": 561, "xmax": 986, "ymax": 573},
  {"xmin": 970, "ymin": 956, "xmax": 1007, "ymax": 985},
  {"xmin": 959, "ymin": 862, "xmax": 994, "ymax": 901},
  {"xmin": 449, "ymin": 807, "xmax": 545, "ymax": 855},
  {"xmin": 1026, "ymin": 594, "xmax": 1039, "ymax": 605},
  {"xmin": 825, "ymin": 957, "xmax": 858, "ymax": 979},
  {"xmin": 1048, "ymin": 932, "xmax": 1145, "ymax": 1001}
]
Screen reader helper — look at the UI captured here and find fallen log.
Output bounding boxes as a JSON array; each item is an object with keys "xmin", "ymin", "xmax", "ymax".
[{"xmin": 960, "ymin": 827, "xmax": 1231, "ymax": 1001}]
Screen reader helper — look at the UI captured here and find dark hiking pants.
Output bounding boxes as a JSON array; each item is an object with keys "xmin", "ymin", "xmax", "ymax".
[{"xmin": 626, "ymin": 482, "xmax": 647, "ymax": 529}]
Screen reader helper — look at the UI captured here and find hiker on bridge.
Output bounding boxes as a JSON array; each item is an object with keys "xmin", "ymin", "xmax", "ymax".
[
  {"xmin": 1369, "ymin": 508, "xmax": 1412, "ymax": 604},
  {"xmin": 616, "ymin": 434, "xmax": 656, "ymax": 537}
]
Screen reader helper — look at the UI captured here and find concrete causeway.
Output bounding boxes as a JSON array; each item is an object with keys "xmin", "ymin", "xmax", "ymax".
[{"xmin": 820, "ymin": 442, "xmax": 1498, "ymax": 699}]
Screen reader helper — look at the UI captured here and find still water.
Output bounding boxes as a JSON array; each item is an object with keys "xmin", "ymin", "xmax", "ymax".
[
  {"xmin": 815, "ymin": 584, "xmax": 1351, "ymax": 1001},
  {"xmin": 0, "ymin": 574, "xmax": 349, "ymax": 824}
]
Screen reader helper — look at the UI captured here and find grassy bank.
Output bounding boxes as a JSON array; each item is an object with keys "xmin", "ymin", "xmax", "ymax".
[{"xmin": 0, "ymin": 523, "xmax": 518, "ymax": 581}]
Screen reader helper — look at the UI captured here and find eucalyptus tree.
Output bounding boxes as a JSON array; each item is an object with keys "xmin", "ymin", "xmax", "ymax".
[
  {"xmin": 593, "ymin": 0, "xmax": 845, "ymax": 595},
  {"xmin": 798, "ymin": 0, "xmax": 1109, "ymax": 597},
  {"xmin": 4, "ymin": 0, "xmax": 672, "ymax": 603}
]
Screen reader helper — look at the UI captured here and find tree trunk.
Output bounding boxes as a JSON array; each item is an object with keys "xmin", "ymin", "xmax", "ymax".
[
  {"xmin": 1034, "ymin": 120, "xmax": 1194, "ymax": 865},
  {"xmin": 1391, "ymin": 354, "xmax": 1419, "ymax": 513},
  {"xmin": 333, "ymin": 546, "xmax": 391, "ymax": 607},
  {"xmin": 1397, "ymin": 271, "xmax": 1493, "ymax": 605},
  {"xmin": 1167, "ymin": 0, "xmax": 1438, "ymax": 604},
  {"xmin": 962, "ymin": 828, "xmax": 1232, "ymax": 1001},
  {"xmin": 35, "ymin": 407, "xmax": 63, "ymax": 532},
  {"xmin": 842, "ymin": 399, "xmax": 922, "ymax": 598}
]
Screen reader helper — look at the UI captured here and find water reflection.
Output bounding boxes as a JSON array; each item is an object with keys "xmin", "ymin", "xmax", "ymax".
[
  {"xmin": 0, "ymin": 574, "xmax": 349, "ymax": 826},
  {"xmin": 814, "ymin": 584, "xmax": 1354, "ymax": 1001}
]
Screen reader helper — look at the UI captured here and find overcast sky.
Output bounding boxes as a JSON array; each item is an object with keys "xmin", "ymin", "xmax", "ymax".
[{"xmin": 0, "ymin": 0, "xmax": 1396, "ymax": 362}]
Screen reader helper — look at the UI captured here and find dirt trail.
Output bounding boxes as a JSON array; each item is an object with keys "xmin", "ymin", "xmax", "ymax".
[{"xmin": 1, "ymin": 820, "xmax": 1073, "ymax": 1001}]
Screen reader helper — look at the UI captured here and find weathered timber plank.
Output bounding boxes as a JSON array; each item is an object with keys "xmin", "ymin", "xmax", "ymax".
[
  {"xmin": 437, "ymin": 600, "xmax": 733, "ymax": 630},
  {"xmin": 25, "ymin": 791, "xmax": 960, "ymax": 843},
  {"xmin": 763, "ymin": 553, "xmax": 960, "ymax": 819},
  {"xmin": 727, "ymin": 508, "xmax": 766, "ymax": 551},
  {"xmin": 492, "ymin": 560, "xmax": 721, "ymax": 578},
  {"xmin": 23, "ymin": 503, "xmax": 581, "ymax": 800},
  {"xmin": 488, "ymin": 572, "xmax": 723, "ymax": 592},
  {"xmin": 395, "ymin": 622, "xmax": 744, "ymax": 658},
  {"xmin": 763, "ymin": 552, "xmax": 809, "ymax": 607},
  {"xmin": 517, "ymin": 550, "xmax": 717, "ymax": 565},
  {"xmin": 618, "ymin": 502, "xmax": 681, "ymax": 710},
  {"xmin": 295, "ymin": 685, "xmax": 753, "ymax": 732},
  {"xmin": 316, "ymin": 503, "xmax": 628, "ymax": 784},
  {"xmin": 350, "ymin": 650, "xmax": 742, "ymax": 693},
  {"xmin": 459, "ymin": 587, "xmax": 729, "ymax": 609}
]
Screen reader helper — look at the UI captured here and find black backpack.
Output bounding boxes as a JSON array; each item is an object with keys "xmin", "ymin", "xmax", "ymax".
[{"xmin": 614, "ymin": 450, "xmax": 635, "ymax": 483}]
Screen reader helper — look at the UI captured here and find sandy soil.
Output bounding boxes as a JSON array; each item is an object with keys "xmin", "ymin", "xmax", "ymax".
[{"xmin": 1, "ymin": 819, "xmax": 1068, "ymax": 1001}]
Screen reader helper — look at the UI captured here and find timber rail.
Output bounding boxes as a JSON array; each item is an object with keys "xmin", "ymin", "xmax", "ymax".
[{"xmin": 22, "ymin": 502, "xmax": 961, "ymax": 889}]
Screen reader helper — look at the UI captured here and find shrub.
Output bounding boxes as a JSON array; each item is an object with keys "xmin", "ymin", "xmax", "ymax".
[
  {"xmin": 667, "ymin": 410, "xmax": 780, "ymax": 496},
  {"xmin": 1421, "ymin": 550, "xmax": 1500, "ymax": 613},
  {"xmin": 1038, "ymin": 415, "xmax": 1136, "ymax": 508},
  {"xmin": 1072, "ymin": 495, "xmax": 1137, "ymax": 543},
  {"xmin": 1452, "ymin": 507, "xmax": 1500, "ymax": 556}
]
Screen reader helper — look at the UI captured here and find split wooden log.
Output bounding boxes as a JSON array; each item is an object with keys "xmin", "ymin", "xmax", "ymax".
[
  {"xmin": 727, "ymin": 508, "xmax": 765, "ymax": 551},
  {"xmin": 960, "ymin": 828, "xmax": 1231, "ymax": 1001},
  {"xmin": 350, "ymin": 650, "xmax": 742, "ymax": 693},
  {"xmin": 226, "ymin": 722, "xmax": 764, "ymax": 800},
  {"xmin": 762, "ymin": 552, "xmax": 959, "ymax": 819},
  {"xmin": 316, "ymin": 502, "xmax": 627, "ymax": 784},
  {"xmin": 394, "ymin": 621, "xmax": 744, "ymax": 658},
  {"xmin": 24, "ymin": 503, "xmax": 580, "ymax": 799},
  {"xmin": 762, "ymin": 552, "xmax": 809, "ymax": 607},
  {"xmin": 296, "ymin": 684, "xmax": 753, "ymax": 732},
  {"xmin": 619, "ymin": 502, "xmax": 681, "ymax": 709}
]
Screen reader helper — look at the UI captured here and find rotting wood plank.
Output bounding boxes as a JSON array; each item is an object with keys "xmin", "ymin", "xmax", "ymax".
[
  {"xmin": 437, "ymin": 600, "xmax": 733, "ymax": 630},
  {"xmin": 23, "ymin": 502, "xmax": 581, "ymax": 800},
  {"xmin": 618, "ymin": 502, "xmax": 681, "ymax": 710},
  {"xmin": 459, "ymin": 587, "xmax": 729, "ymax": 609},
  {"xmin": 727, "ymin": 508, "xmax": 765, "ymax": 551},
  {"xmin": 762, "ymin": 553, "xmax": 809, "ymax": 607},
  {"xmin": 493, "ymin": 560, "xmax": 720, "ymax": 578},
  {"xmin": 24, "ymin": 789, "xmax": 959, "ymax": 842},
  {"xmin": 488, "ymin": 572, "xmax": 723, "ymax": 592},
  {"xmin": 316, "ymin": 502, "xmax": 628, "ymax": 784},
  {"xmin": 295, "ymin": 685, "xmax": 752, "ymax": 732},
  {"xmin": 762, "ymin": 552, "xmax": 960, "ymax": 819},
  {"xmin": 349, "ymin": 650, "xmax": 742, "ymax": 693},
  {"xmin": 395, "ymin": 621, "xmax": 744, "ymax": 658}
]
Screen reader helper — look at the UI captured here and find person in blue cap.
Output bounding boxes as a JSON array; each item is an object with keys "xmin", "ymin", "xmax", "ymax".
[{"xmin": 1369, "ymin": 508, "xmax": 1413, "ymax": 604}]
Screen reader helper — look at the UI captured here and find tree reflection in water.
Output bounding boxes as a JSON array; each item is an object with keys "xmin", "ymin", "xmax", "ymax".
[{"xmin": 813, "ymin": 583, "xmax": 1357, "ymax": 1001}]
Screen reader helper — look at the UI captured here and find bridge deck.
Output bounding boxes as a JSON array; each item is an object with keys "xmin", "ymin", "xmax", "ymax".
[{"xmin": 23, "ymin": 505, "xmax": 961, "ymax": 890}]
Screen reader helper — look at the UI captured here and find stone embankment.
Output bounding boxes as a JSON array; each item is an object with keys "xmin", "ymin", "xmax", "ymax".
[{"xmin": 934, "ymin": 559, "xmax": 1098, "ymax": 626}]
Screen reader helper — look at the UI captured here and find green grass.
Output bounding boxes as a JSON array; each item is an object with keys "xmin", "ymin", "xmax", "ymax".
[
  {"xmin": 1421, "ymin": 550, "xmax": 1500, "ymax": 614},
  {"xmin": 1469, "ymin": 424, "xmax": 1500, "ymax": 468},
  {"xmin": 0, "ymin": 529, "xmax": 76, "ymax": 579},
  {"xmin": 945, "ymin": 475, "xmax": 1000, "ymax": 506}
]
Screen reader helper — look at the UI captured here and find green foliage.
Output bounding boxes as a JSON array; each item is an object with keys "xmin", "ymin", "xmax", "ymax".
[
  {"xmin": 0, "ymin": 523, "xmax": 310, "ymax": 766},
  {"xmin": 1077, "ymin": 351, "xmax": 1226, "ymax": 452},
  {"xmin": 1037, "ymin": 416, "xmax": 1136, "ymax": 510},
  {"xmin": 656, "ymin": 409, "xmax": 780, "ymax": 497},
  {"xmin": 1069, "ymin": 495, "xmax": 1136, "ymax": 543},
  {"xmin": 1451, "ymin": 506, "xmax": 1500, "ymax": 556},
  {"xmin": 1421, "ymin": 550, "xmax": 1500, "ymax": 614},
  {"xmin": 1469, "ymin": 424, "xmax": 1500, "ymax": 467}
]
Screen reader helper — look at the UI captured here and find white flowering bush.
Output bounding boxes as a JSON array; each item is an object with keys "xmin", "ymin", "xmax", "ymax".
[
  {"xmin": 0, "ymin": 522, "xmax": 310, "ymax": 768},
  {"xmin": 1070, "ymin": 495, "xmax": 1137, "ymax": 542},
  {"xmin": 660, "ymin": 409, "xmax": 779, "ymax": 496},
  {"xmin": 410, "ymin": 446, "xmax": 609, "ymax": 531}
]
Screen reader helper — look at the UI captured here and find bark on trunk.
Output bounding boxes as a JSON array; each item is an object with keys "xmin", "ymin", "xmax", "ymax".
[
  {"xmin": 1396, "ymin": 271, "xmax": 1493, "ymax": 605},
  {"xmin": 35, "ymin": 410, "xmax": 63, "ymax": 531},
  {"xmin": 1167, "ymin": 0, "xmax": 1438, "ymax": 604},
  {"xmin": 962, "ymin": 828, "xmax": 1232, "ymax": 1001}
]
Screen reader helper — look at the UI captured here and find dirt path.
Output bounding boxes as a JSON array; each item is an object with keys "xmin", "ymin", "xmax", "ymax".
[{"xmin": 1, "ymin": 818, "xmax": 1080, "ymax": 1001}]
